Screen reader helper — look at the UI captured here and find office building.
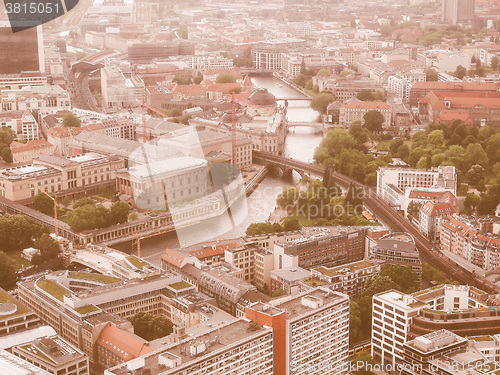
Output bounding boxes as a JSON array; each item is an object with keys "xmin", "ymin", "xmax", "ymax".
[
  {"xmin": 273, "ymin": 227, "xmax": 366, "ymax": 270},
  {"xmin": 11, "ymin": 335, "xmax": 89, "ymax": 375},
  {"xmin": 371, "ymin": 232, "xmax": 422, "ymax": 278},
  {"xmin": 372, "ymin": 284, "xmax": 492, "ymax": 368},
  {"xmin": 0, "ymin": 21, "xmax": 44, "ymax": 74},
  {"xmin": 377, "ymin": 166, "xmax": 457, "ymax": 209},
  {"xmin": 104, "ymin": 319, "xmax": 274, "ymax": 375},
  {"xmin": 339, "ymin": 101, "xmax": 392, "ymax": 129},
  {"xmin": 442, "ymin": 0, "xmax": 475, "ymax": 24}
]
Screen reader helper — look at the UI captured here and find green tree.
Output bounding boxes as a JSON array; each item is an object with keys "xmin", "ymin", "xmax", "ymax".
[
  {"xmin": 130, "ymin": 312, "xmax": 174, "ymax": 341},
  {"xmin": 467, "ymin": 165, "xmax": 485, "ymax": 186},
  {"xmin": 310, "ymin": 92, "xmax": 335, "ymax": 114},
  {"xmin": 397, "ymin": 144, "xmax": 410, "ymax": 161},
  {"xmin": 316, "ymin": 69, "xmax": 332, "ymax": 77},
  {"xmin": 464, "ymin": 143, "xmax": 489, "ymax": 170},
  {"xmin": 428, "ymin": 130, "xmax": 445, "ymax": 147},
  {"xmin": 349, "ymin": 121, "xmax": 369, "ymax": 146},
  {"xmin": 477, "ymin": 194, "xmax": 498, "ymax": 215},
  {"xmin": 110, "ymin": 202, "xmax": 130, "ymax": 225},
  {"xmin": 293, "ymin": 73, "xmax": 307, "ymax": 88},
  {"xmin": 389, "ymin": 139, "xmax": 404, "ymax": 155},
  {"xmin": 0, "ymin": 252, "xmax": 17, "ymax": 290},
  {"xmin": 216, "ymin": 73, "xmax": 236, "ymax": 83},
  {"xmin": 491, "ymin": 55, "xmax": 500, "ymax": 71},
  {"xmin": 380, "ymin": 265, "xmax": 419, "ymax": 293},
  {"xmin": 0, "ymin": 214, "xmax": 48, "ymax": 253},
  {"xmin": 283, "ymin": 217, "xmax": 301, "ymax": 231},
  {"xmin": 272, "ymin": 289, "xmax": 287, "ymax": 297},
  {"xmin": 35, "ymin": 233, "xmax": 60, "ymax": 259},
  {"xmin": 360, "ymin": 275, "xmax": 400, "ymax": 298},
  {"xmin": 33, "ymin": 192, "xmax": 55, "ymax": 216},
  {"xmin": 425, "ymin": 68, "xmax": 438, "ymax": 81},
  {"xmin": 356, "ymin": 89, "xmax": 374, "ymax": 101},
  {"xmin": 62, "ymin": 112, "xmax": 81, "ymax": 128},
  {"xmin": 363, "ymin": 110, "xmax": 384, "ymax": 133},
  {"xmin": 455, "ymin": 65, "xmax": 467, "ymax": 79},
  {"xmin": 349, "ymin": 299, "xmax": 363, "ymax": 345},
  {"xmin": 172, "ymin": 76, "xmax": 192, "ymax": 85},
  {"xmin": 407, "ymin": 200, "xmax": 422, "ymax": 221},
  {"xmin": 422, "ymin": 262, "xmax": 449, "ymax": 284}
]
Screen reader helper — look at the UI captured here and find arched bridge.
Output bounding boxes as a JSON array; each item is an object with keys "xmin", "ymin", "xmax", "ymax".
[{"xmin": 252, "ymin": 151, "xmax": 499, "ymax": 294}]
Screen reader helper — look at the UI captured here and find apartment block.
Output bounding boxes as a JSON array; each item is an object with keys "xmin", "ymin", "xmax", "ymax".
[
  {"xmin": 0, "ymin": 85, "xmax": 70, "ymax": 114},
  {"xmin": 418, "ymin": 201, "xmax": 456, "ymax": 242},
  {"xmin": 246, "ymin": 288, "xmax": 350, "ymax": 375},
  {"xmin": 440, "ymin": 216, "xmax": 500, "ymax": 270},
  {"xmin": 270, "ymin": 266, "xmax": 310, "ymax": 295},
  {"xmin": 104, "ymin": 319, "xmax": 274, "ymax": 375}
]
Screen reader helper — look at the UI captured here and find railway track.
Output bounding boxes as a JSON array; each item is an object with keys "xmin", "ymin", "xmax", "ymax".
[{"xmin": 253, "ymin": 151, "xmax": 499, "ymax": 294}]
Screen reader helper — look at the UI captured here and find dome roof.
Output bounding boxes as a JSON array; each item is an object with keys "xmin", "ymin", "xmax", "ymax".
[{"xmin": 249, "ymin": 88, "xmax": 276, "ymax": 106}]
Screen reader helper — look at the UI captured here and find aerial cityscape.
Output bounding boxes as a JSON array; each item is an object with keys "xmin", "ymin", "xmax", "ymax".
[{"xmin": 1, "ymin": 0, "xmax": 500, "ymax": 374}]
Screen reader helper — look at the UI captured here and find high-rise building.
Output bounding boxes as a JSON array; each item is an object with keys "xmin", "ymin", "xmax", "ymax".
[
  {"xmin": 442, "ymin": 0, "xmax": 475, "ymax": 24},
  {"xmin": 0, "ymin": 21, "xmax": 44, "ymax": 74},
  {"xmin": 246, "ymin": 288, "xmax": 350, "ymax": 375}
]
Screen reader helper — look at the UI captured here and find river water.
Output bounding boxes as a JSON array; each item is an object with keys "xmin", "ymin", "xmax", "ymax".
[{"xmin": 112, "ymin": 76, "xmax": 324, "ymax": 264}]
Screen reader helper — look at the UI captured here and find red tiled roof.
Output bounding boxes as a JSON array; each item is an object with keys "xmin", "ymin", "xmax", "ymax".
[
  {"xmin": 206, "ymin": 83, "xmax": 241, "ymax": 93},
  {"xmin": 98, "ymin": 323, "xmax": 152, "ymax": 361},
  {"xmin": 172, "ymin": 84, "xmax": 206, "ymax": 96},
  {"xmin": 10, "ymin": 139, "xmax": 54, "ymax": 154},
  {"xmin": 412, "ymin": 81, "xmax": 500, "ymax": 91},
  {"xmin": 421, "ymin": 201, "xmax": 456, "ymax": 217}
]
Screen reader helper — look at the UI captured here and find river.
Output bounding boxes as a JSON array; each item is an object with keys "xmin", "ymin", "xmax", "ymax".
[{"xmin": 112, "ymin": 76, "xmax": 324, "ymax": 264}]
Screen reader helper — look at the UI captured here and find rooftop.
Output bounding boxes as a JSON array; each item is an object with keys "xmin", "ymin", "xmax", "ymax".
[
  {"xmin": 16, "ymin": 335, "xmax": 86, "ymax": 366},
  {"xmin": 313, "ymin": 260, "xmax": 378, "ymax": 277},
  {"xmin": 271, "ymin": 288, "xmax": 348, "ymax": 320},
  {"xmin": 68, "ymin": 272, "xmax": 121, "ymax": 285}
]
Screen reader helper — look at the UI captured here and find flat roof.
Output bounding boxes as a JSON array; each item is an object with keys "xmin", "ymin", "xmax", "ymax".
[
  {"xmin": 106, "ymin": 320, "xmax": 271, "ymax": 375},
  {"xmin": 271, "ymin": 288, "xmax": 348, "ymax": 320}
]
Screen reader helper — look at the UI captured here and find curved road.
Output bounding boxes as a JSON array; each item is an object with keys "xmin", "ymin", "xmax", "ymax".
[{"xmin": 253, "ymin": 151, "xmax": 499, "ymax": 294}]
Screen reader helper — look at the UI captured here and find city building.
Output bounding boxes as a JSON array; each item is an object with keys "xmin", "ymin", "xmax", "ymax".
[
  {"xmin": 419, "ymin": 201, "xmax": 456, "ymax": 241},
  {"xmin": 0, "ymin": 348, "xmax": 51, "ymax": 374},
  {"xmin": 0, "ymin": 21, "xmax": 44, "ymax": 74},
  {"xmin": 0, "ymin": 85, "xmax": 70, "ymax": 114},
  {"xmin": 409, "ymin": 81, "xmax": 500, "ymax": 108},
  {"xmin": 11, "ymin": 335, "xmax": 89, "ymax": 375},
  {"xmin": 370, "ymin": 232, "xmax": 422, "ymax": 278},
  {"xmin": 10, "ymin": 140, "xmax": 56, "ymax": 164},
  {"xmin": 127, "ymin": 40, "xmax": 195, "ymax": 64},
  {"xmin": 273, "ymin": 227, "xmax": 366, "ymax": 270},
  {"xmin": 376, "ymin": 166, "xmax": 457, "ymax": 209},
  {"xmin": 100, "ymin": 63, "xmax": 145, "ymax": 109},
  {"xmin": 224, "ymin": 243, "xmax": 260, "ymax": 283},
  {"xmin": 270, "ymin": 266, "xmax": 310, "ymax": 295},
  {"xmin": 246, "ymin": 288, "xmax": 350, "ymax": 375},
  {"xmin": 372, "ymin": 284, "xmax": 492, "ymax": 368},
  {"xmin": 0, "ymin": 152, "xmax": 125, "ymax": 201},
  {"xmin": 104, "ymin": 319, "xmax": 274, "ymax": 375},
  {"xmin": 399, "ymin": 330, "xmax": 499, "ymax": 375},
  {"xmin": 339, "ymin": 101, "xmax": 392, "ymax": 128},
  {"xmin": 440, "ymin": 216, "xmax": 500, "ymax": 271},
  {"xmin": 442, "ymin": 0, "xmax": 475, "ymax": 24},
  {"xmin": 310, "ymin": 259, "xmax": 383, "ymax": 297},
  {"xmin": 157, "ymin": 127, "xmax": 253, "ymax": 169},
  {"xmin": 114, "ymin": 156, "xmax": 210, "ymax": 209},
  {"xmin": 388, "ymin": 73, "xmax": 426, "ymax": 102},
  {"xmin": 418, "ymin": 91, "xmax": 500, "ymax": 127},
  {"xmin": 319, "ymin": 75, "xmax": 385, "ymax": 103}
]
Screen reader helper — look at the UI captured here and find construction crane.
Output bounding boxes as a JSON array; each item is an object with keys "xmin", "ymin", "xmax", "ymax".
[
  {"xmin": 38, "ymin": 190, "xmax": 59, "ymax": 240},
  {"xmin": 231, "ymin": 92, "xmax": 236, "ymax": 165}
]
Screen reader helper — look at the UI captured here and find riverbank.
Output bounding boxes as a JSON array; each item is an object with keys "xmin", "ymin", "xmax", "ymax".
[{"xmin": 267, "ymin": 178, "xmax": 309, "ymax": 223}]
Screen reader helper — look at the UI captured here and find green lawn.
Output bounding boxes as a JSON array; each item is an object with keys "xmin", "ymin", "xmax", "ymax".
[
  {"xmin": 10, "ymin": 254, "xmax": 31, "ymax": 271},
  {"xmin": 36, "ymin": 279, "xmax": 71, "ymax": 301},
  {"xmin": 0, "ymin": 290, "xmax": 28, "ymax": 316},
  {"xmin": 126, "ymin": 256, "xmax": 149, "ymax": 270},
  {"xmin": 169, "ymin": 281, "xmax": 193, "ymax": 290},
  {"xmin": 75, "ymin": 304, "xmax": 99, "ymax": 315},
  {"xmin": 69, "ymin": 272, "xmax": 121, "ymax": 284}
]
